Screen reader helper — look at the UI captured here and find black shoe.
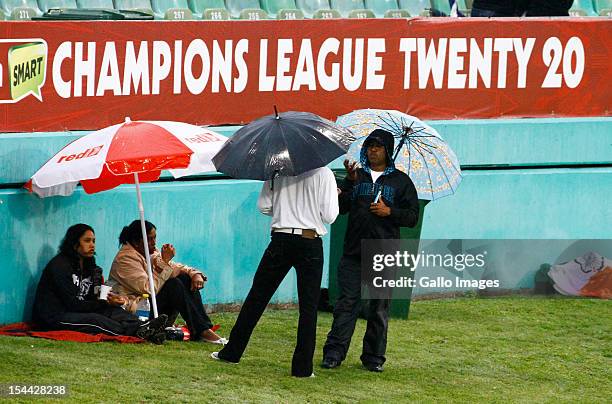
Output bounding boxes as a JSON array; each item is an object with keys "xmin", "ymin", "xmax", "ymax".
[
  {"xmin": 321, "ymin": 358, "xmax": 341, "ymax": 369},
  {"xmin": 148, "ymin": 331, "xmax": 167, "ymax": 345},
  {"xmin": 363, "ymin": 363, "xmax": 384, "ymax": 373},
  {"xmin": 136, "ymin": 314, "xmax": 168, "ymax": 340}
]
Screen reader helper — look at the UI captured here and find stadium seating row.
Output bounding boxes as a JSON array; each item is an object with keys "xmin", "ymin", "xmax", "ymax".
[{"xmin": 1, "ymin": 0, "xmax": 610, "ymax": 20}]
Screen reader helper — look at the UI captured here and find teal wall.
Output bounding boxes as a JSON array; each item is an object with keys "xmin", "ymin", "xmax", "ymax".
[{"xmin": 1, "ymin": 117, "xmax": 611, "ymax": 323}]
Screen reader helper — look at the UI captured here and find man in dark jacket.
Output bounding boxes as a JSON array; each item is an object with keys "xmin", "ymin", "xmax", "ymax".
[
  {"xmin": 322, "ymin": 129, "xmax": 419, "ymax": 372},
  {"xmin": 32, "ymin": 223, "xmax": 167, "ymax": 343}
]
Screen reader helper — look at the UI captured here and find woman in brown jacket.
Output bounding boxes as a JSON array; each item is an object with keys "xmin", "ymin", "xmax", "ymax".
[{"xmin": 109, "ymin": 220, "xmax": 226, "ymax": 344}]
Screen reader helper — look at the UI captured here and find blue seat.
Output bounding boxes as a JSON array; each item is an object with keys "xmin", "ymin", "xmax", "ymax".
[
  {"xmin": 201, "ymin": 6, "xmax": 228, "ymax": 17},
  {"xmin": 187, "ymin": 0, "xmax": 225, "ymax": 18},
  {"xmin": 1, "ymin": 0, "xmax": 41, "ymax": 16},
  {"xmin": 277, "ymin": 7, "xmax": 302, "ymax": 17},
  {"xmin": 150, "ymin": 0, "xmax": 192, "ymax": 18},
  {"xmin": 260, "ymin": 0, "xmax": 300, "ymax": 18},
  {"xmin": 238, "ymin": 6, "xmax": 267, "ymax": 17},
  {"xmin": 593, "ymin": 0, "xmax": 612, "ymax": 15},
  {"xmin": 383, "ymin": 8, "xmax": 408, "ymax": 16},
  {"xmin": 37, "ymin": 0, "xmax": 77, "ymax": 12},
  {"xmin": 311, "ymin": 7, "xmax": 338, "ymax": 17},
  {"xmin": 429, "ymin": 0, "xmax": 449, "ymax": 15},
  {"xmin": 347, "ymin": 7, "xmax": 372, "ymax": 17},
  {"xmin": 295, "ymin": 0, "xmax": 329, "ymax": 17},
  {"xmin": 364, "ymin": 0, "xmax": 398, "ymax": 17},
  {"xmin": 397, "ymin": 0, "xmax": 427, "ymax": 16},
  {"xmin": 76, "ymin": 0, "xmax": 113, "ymax": 7},
  {"xmin": 329, "ymin": 0, "xmax": 363, "ymax": 16},
  {"xmin": 225, "ymin": 0, "xmax": 261, "ymax": 17}
]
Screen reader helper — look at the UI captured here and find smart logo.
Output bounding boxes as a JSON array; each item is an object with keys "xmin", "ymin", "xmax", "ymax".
[{"xmin": 0, "ymin": 39, "xmax": 47, "ymax": 103}]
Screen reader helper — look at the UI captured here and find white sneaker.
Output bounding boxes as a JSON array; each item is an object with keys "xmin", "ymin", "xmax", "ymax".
[
  {"xmin": 204, "ymin": 337, "xmax": 228, "ymax": 345},
  {"xmin": 210, "ymin": 351, "xmax": 237, "ymax": 364}
]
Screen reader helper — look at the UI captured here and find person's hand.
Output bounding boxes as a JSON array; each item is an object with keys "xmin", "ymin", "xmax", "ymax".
[
  {"xmin": 369, "ymin": 199, "xmax": 391, "ymax": 217},
  {"xmin": 161, "ymin": 244, "xmax": 175, "ymax": 263},
  {"xmin": 343, "ymin": 159, "xmax": 358, "ymax": 181},
  {"xmin": 107, "ymin": 292, "xmax": 127, "ymax": 307},
  {"xmin": 191, "ymin": 274, "xmax": 206, "ymax": 291}
]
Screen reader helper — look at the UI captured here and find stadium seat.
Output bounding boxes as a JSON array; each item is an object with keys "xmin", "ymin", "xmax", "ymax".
[
  {"xmin": 311, "ymin": 7, "xmax": 338, "ymax": 17},
  {"xmin": 1, "ymin": 0, "xmax": 41, "ymax": 16},
  {"xmin": 187, "ymin": 0, "xmax": 224, "ymax": 18},
  {"xmin": 295, "ymin": 0, "xmax": 328, "ymax": 17},
  {"xmin": 164, "ymin": 6, "xmax": 191, "ymax": 17},
  {"xmin": 113, "ymin": 0, "xmax": 153, "ymax": 14},
  {"xmin": 397, "ymin": 0, "xmax": 427, "ymax": 16},
  {"xmin": 76, "ymin": 0, "xmax": 113, "ymax": 7},
  {"xmin": 225, "ymin": 0, "xmax": 262, "ymax": 17},
  {"xmin": 238, "ymin": 6, "xmax": 267, "ymax": 17},
  {"xmin": 260, "ymin": 0, "xmax": 301, "ymax": 18},
  {"xmin": 364, "ymin": 0, "xmax": 397, "ymax": 17},
  {"xmin": 429, "ymin": 0, "xmax": 449, "ymax": 15},
  {"xmin": 38, "ymin": 0, "xmax": 77, "ymax": 12},
  {"xmin": 383, "ymin": 8, "xmax": 408, "ymax": 16},
  {"xmin": 150, "ymin": 0, "xmax": 192, "ymax": 18},
  {"xmin": 569, "ymin": 0, "xmax": 597, "ymax": 16},
  {"xmin": 330, "ymin": 0, "xmax": 364, "ymax": 16},
  {"xmin": 10, "ymin": 6, "xmax": 38, "ymax": 17},
  {"xmin": 277, "ymin": 7, "xmax": 302, "ymax": 17},
  {"xmin": 201, "ymin": 6, "xmax": 228, "ymax": 17},
  {"xmin": 568, "ymin": 8, "xmax": 587, "ymax": 15},
  {"xmin": 347, "ymin": 7, "xmax": 372, "ymax": 17},
  {"xmin": 593, "ymin": 0, "xmax": 612, "ymax": 15}
]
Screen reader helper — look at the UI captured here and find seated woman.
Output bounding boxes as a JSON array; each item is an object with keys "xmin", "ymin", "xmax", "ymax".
[
  {"xmin": 108, "ymin": 220, "xmax": 226, "ymax": 344},
  {"xmin": 32, "ymin": 224, "xmax": 167, "ymax": 344}
]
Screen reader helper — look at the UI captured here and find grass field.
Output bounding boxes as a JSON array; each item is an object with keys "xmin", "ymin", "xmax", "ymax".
[{"xmin": 0, "ymin": 296, "xmax": 610, "ymax": 403}]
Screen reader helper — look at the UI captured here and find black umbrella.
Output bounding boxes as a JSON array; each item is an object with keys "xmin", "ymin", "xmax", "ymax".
[{"xmin": 212, "ymin": 108, "xmax": 354, "ymax": 180}]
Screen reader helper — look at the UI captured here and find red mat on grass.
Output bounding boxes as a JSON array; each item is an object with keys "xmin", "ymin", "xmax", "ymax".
[
  {"xmin": 0, "ymin": 322, "xmax": 144, "ymax": 343},
  {"xmin": 0, "ymin": 323, "xmax": 222, "ymax": 343}
]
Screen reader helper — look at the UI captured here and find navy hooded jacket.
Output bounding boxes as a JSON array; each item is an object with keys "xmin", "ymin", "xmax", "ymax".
[{"xmin": 339, "ymin": 129, "xmax": 419, "ymax": 258}]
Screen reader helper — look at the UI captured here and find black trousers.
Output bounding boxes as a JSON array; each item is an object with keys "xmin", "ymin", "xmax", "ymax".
[
  {"xmin": 155, "ymin": 273, "xmax": 213, "ymax": 340},
  {"xmin": 50, "ymin": 305, "xmax": 142, "ymax": 336},
  {"xmin": 219, "ymin": 233, "xmax": 323, "ymax": 377},
  {"xmin": 323, "ymin": 256, "xmax": 390, "ymax": 367}
]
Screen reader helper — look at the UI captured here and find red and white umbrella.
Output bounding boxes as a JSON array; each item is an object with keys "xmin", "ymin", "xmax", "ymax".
[{"xmin": 25, "ymin": 118, "xmax": 228, "ymax": 318}]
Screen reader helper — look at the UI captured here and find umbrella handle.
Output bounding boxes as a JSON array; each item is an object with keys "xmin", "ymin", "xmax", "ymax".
[{"xmin": 134, "ymin": 173, "xmax": 159, "ymax": 319}]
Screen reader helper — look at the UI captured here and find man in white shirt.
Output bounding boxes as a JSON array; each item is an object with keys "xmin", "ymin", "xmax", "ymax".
[{"xmin": 212, "ymin": 166, "xmax": 339, "ymax": 377}]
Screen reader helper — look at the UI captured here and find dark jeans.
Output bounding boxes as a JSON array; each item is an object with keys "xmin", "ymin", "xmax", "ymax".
[
  {"xmin": 51, "ymin": 305, "xmax": 142, "ymax": 336},
  {"xmin": 156, "ymin": 273, "xmax": 213, "ymax": 340},
  {"xmin": 323, "ymin": 256, "xmax": 390, "ymax": 367},
  {"xmin": 219, "ymin": 233, "xmax": 323, "ymax": 377}
]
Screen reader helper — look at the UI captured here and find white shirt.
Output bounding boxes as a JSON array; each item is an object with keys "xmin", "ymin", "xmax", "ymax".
[
  {"xmin": 257, "ymin": 167, "xmax": 339, "ymax": 236},
  {"xmin": 371, "ymin": 170, "xmax": 383, "ymax": 183}
]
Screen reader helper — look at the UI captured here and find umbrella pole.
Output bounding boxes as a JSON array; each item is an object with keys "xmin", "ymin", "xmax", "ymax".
[{"xmin": 134, "ymin": 173, "xmax": 159, "ymax": 319}]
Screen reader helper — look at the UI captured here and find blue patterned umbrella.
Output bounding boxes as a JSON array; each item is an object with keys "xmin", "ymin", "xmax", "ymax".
[{"xmin": 337, "ymin": 109, "xmax": 462, "ymax": 201}]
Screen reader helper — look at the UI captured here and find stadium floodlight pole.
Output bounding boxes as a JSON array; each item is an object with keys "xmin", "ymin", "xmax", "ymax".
[{"xmin": 134, "ymin": 172, "xmax": 159, "ymax": 319}]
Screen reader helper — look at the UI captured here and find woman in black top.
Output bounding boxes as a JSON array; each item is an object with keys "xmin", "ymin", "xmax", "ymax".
[{"xmin": 32, "ymin": 223, "xmax": 167, "ymax": 343}]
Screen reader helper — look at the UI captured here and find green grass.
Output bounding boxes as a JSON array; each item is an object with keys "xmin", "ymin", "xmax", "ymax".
[{"xmin": 0, "ymin": 296, "xmax": 610, "ymax": 403}]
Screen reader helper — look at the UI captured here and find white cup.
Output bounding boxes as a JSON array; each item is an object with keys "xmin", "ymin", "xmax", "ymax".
[{"xmin": 99, "ymin": 285, "xmax": 112, "ymax": 300}]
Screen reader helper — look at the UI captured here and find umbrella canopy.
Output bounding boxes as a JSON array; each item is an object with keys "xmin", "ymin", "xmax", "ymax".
[
  {"xmin": 25, "ymin": 118, "xmax": 228, "ymax": 318},
  {"xmin": 337, "ymin": 109, "xmax": 462, "ymax": 200},
  {"xmin": 212, "ymin": 110, "xmax": 354, "ymax": 180},
  {"xmin": 26, "ymin": 118, "xmax": 227, "ymax": 197}
]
